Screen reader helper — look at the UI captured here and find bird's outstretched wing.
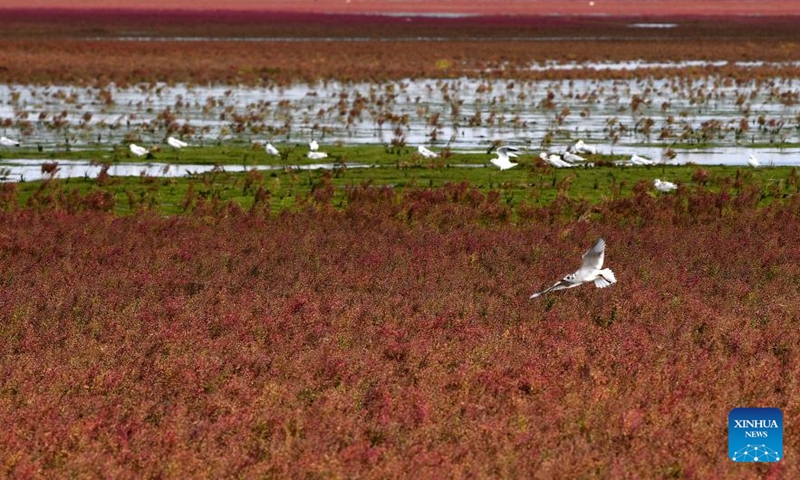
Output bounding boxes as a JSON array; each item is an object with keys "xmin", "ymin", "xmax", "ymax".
[
  {"xmin": 530, "ymin": 238, "xmax": 610, "ymax": 299},
  {"xmin": 529, "ymin": 276, "xmax": 581, "ymax": 299},
  {"xmin": 497, "ymin": 146, "xmax": 519, "ymax": 157},
  {"xmin": 580, "ymin": 238, "xmax": 606, "ymax": 271}
]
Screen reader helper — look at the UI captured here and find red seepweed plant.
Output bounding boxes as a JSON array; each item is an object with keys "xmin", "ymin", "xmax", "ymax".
[{"xmin": 0, "ymin": 186, "xmax": 798, "ymax": 477}]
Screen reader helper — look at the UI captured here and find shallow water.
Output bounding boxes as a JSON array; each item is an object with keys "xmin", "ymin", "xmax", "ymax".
[
  {"xmin": 2, "ymin": 69, "xmax": 800, "ymax": 162},
  {"xmin": 587, "ymin": 146, "xmax": 800, "ymax": 167},
  {"xmin": 0, "ymin": 159, "xmax": 368, "ymax": 183},
  {"xmin": 1, "ymin": 147, "xmax": 795, "ymax": 183}
]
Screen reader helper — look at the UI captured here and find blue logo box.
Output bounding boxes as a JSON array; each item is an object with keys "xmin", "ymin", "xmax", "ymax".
[{"xmin": 728, "ymin": 407, "xmax": 783, "ymax": 462}]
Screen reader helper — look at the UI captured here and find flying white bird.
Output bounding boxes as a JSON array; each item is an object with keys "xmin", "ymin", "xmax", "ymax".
[
  {"xmin": 571, "ymin": 139, "xmax": 597, "ymax": 155},
  {"xmin": 129, "ymin": 144, "xmax": 149, "ymax": 157},
  {"xmin": 748, "ymin": 154, "xmax": 760, "ymax": 168},
  {"xmin": 629, "ymin": 154, "xmax": 654, "ymax": 166},
  {"xmin": 166, "ymin": 136, "xmax": 188, "ymax": 149},
  {"xmin": 490, "ymin": 146, "xmax": 520, "ymax": 170},
  {"xmin": 539, "ymin": 152, "xmax": 572, "ymax": 168},
  {"xmin": 265, "ymin": 142, "xmax": 280, "ymax": 156},
  {"xmin": 0, "ymin": 136, "xmax": 19, "ymax": 147},
  {"xmin": 417, "ymin": 145, "xmax": 439, "ymax": 159},
  {"xmin": 530, "ymin": 238, "xmax": 617, "ymax": 299},
  {"xmin": 653, "ymin": 178, "xmax": 677, "ymax": 192}
]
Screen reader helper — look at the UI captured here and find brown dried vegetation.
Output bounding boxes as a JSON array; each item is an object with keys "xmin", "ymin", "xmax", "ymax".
[{"xmin": 1, "ymin": 11, "xmax": 800, "ymax": 85}]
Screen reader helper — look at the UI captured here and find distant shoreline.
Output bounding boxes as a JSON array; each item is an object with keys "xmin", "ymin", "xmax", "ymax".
[
  {"xmin": 2, "ymin": 7, "xmax": 800, "ymax": 86},
  {"xmin": 2, "ymin": 7, "xmax": 800, "ymax": 24},
  {"xmin": 2, "ymin": 1, "xmax": 800, "ymax": 17}
]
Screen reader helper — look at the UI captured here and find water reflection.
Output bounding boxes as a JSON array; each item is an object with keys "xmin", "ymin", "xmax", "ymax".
[
  {"xmin": 0, "ymin": 159, "xmax": 369, "ymax": 183},
  {"xmin": 599, "ymin": 146, "xmax": 800, "ymax": 167},
  {"xmin": 2, "ymin": 70, "xmax": 800, "ymax": 153},
  {"xmin": 2, "ymin": 146, "xmax": 798, "ymax": 183}
]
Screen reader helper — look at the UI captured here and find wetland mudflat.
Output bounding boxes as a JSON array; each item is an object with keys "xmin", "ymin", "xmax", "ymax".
[{"xmin": 3, "ymin": 68, "xmax": 800, "ymax": 154}]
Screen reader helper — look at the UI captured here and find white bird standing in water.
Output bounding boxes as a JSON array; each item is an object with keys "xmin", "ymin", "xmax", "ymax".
[
  {"xmin": 417, "ymin": 145, "xmax": 438, "ymax": 159},
  {"xmin": 748, "ymin": 154, "xmax": 760, "ymax": 168},
  {"xmin": 129, "ymin": 143, "xmax": 149, "ymax": 157},
  {"xmin": 530, "ymin": 238, "xmax": 617, "ymax": 299},
  {"xmin": 490, "ymin": 146, "xmax": 520, "ymax": 170},
  {"xmin": 0, "ymin": 136, "xmax": 20, "ymax": 147},
  {"xmin": 265, "ymin": 142, "xmax": 280, "ymax": 156},
  {"xmin": 307, "ymin": 139, "xmax": 328, "ymax": 160},
  {"xmin": 653, "ymin": 178, "xmax": 677, "ymax": 192},
  {"xmin": 167, "ymin": 136, "xmax": 188, "ymax": 149}
]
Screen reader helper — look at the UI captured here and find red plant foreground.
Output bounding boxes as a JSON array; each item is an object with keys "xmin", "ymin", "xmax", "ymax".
[{"xmin": 0, "ymin": 188, "xmax": 799, "ymax": 477}]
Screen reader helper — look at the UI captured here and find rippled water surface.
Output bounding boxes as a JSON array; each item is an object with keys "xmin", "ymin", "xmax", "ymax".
[
  {"xmin": 2, "ymin": 65, "xmax": 800, "ymax": 179},
  {"xmin": 0, "ymin": 159, "xmax": 369, "ymax": 182}
]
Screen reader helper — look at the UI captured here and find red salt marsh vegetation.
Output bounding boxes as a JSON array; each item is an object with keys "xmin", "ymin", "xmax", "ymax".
[
  {"xmin": 2, "ymin": 10, "xmax": 800, "ymax": 85},
  {"xmin": 1, "ymin": 184, "xmax": 799, "ymax": 477},
  {"xmin": 2, "ymin": 8, "xmax": 800, "ymax": 477},
  {"xmin": 6, "ymin": 0, "xmax": 800, "ymax": 16}
]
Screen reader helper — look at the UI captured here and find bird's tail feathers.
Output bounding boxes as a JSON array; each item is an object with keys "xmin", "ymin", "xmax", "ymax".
[{"xmin": 594, "ymin": 269, "xmax": 617, "ymax": 288}]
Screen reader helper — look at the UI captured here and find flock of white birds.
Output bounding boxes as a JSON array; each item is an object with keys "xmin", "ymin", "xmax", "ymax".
[{"xmin": 1, "ymin": 134, "xmax": 770, "ymax": 205}]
